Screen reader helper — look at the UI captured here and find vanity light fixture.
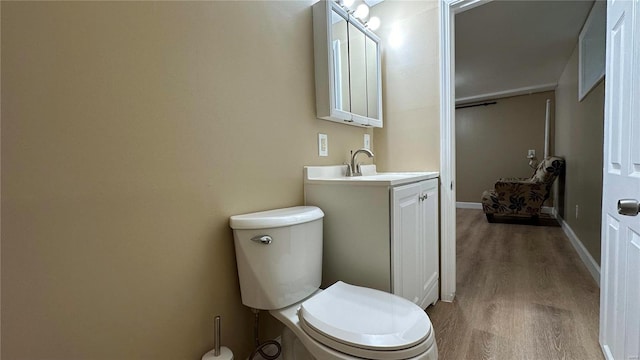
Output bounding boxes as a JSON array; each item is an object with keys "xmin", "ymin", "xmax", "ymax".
[
  {"xmin": 366, "ymin": 16, "xmax": 380, "ymax": 31},
  {"xmin": 353, "ymin": 3, "xmax": 370, "ymax": 19},
  {"xmin": 335, "ymin": 0, "xmax": 381, "ymax": 31}
]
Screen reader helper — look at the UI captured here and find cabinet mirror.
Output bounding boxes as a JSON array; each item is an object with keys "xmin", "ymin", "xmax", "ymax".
[
  {"xmin": 349, "ymin": 21, "xmax": 367, "ymax": 118},
  {"xmin": 331, "ymin": 10, "xmax": 350, "ymax": 113},
  {"xmin": 313, "ymin": 0, "xmax": 382, "ymax": 128},
  {"xmin": 366, "ymin": 36, "xmax": 379, "ymax": 120}
]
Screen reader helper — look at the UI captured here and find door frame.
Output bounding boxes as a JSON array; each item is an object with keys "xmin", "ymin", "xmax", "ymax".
[{"xmin": 439, "ymin": 0, "xmax": 493, "ymax": 302}]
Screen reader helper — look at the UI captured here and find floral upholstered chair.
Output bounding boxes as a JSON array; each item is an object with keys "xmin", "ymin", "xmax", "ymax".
[{"xmin": 481, "ymin": 156, "xmax": 565, "ymax": 222}]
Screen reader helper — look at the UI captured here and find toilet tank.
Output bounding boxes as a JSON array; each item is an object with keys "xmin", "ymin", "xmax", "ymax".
[{"xmin": 229, "ymin": 206, "xmax": 324, "ymax": 310}]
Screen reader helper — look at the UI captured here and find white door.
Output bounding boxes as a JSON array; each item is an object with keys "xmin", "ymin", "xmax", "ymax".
[
  {"xmin": 392, "ymin": 182, "xmax": 422, "ymax": 304},
  {"xmin": 600, "ymin": 0, "xmax": 640, "ymax": 358}
]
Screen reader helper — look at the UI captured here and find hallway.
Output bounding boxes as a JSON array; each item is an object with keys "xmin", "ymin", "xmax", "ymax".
[{"xmin": 426, "ymin": 209, "xmax": 603, "ymax": 360}]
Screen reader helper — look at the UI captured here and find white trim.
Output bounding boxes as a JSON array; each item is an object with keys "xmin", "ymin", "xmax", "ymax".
[
  {"xmin": 601, "ymin": 345, "xmax": 614, "ymax": 360},
  {"xmin": 541, "ymin": 206, "xmax": 554, "ymax": 215},
  {"xmin": 558, "ymin": 216, "xmax": 601, "ymax": 286},
  {"xmin": 454, "ymin": 0, "xmax": 493, "ymax": 13},
  {"xmin": 456, "ymin": 83, "xmax": 557, "ymax": 105},
  {"xmin": 439, "ymin": 0, "xmax": 455, "ymax": 303},
  {"xmin": 440, "ymin": 0, "xmax": 495, "ymax": 304},
  {"xmin": 578, "ymin": 0, "xmax": 606, "ymax": 101},
  {"xmin": 456, "ymin": 202, "xmax": 482, "ymax": 209}
]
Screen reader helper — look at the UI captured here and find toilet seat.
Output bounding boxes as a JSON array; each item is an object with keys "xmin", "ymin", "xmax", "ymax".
[{"xmin": 298, "ymin": 281, "xmax": 434, "ymax": 359}]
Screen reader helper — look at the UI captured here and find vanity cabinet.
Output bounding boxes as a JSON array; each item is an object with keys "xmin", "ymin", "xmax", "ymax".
[
  {"xmin": 304, "ymin": 175, "xmax": 439, "ymax": 309},
  {"xmin": 312, "ymin": 0, "xmax": 382, "ymax": 128}
]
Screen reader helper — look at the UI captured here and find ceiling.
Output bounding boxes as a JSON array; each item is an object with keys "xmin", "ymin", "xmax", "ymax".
[
  {"xmin": 364, "ymin": 0, "xmax": 384, "ymax": 7},
  {"xmin": 455, "ymin": 0, "xmax": 595, "ymax": 104}
]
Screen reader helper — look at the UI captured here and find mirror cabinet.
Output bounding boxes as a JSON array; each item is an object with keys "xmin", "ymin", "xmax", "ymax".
[{"xmin": 312, "ymin": 0, "xmax": 382, "ymax": 128}]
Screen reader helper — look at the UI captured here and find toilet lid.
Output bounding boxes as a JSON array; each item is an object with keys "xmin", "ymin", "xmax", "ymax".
[{"xmin": 298, "ymin": 281, "xmax": 431, "ymax": 351}]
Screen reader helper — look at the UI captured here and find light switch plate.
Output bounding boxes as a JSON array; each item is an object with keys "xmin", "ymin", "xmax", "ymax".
[
  {"xmin": 364, "ymin": 134, "xmax": 371, "ymax": 150},
  {"xmin": 318, "ymin": 133, "xmax": 328, "ymax": 157}
]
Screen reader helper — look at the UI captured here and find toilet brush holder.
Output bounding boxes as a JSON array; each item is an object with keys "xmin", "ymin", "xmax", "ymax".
[{"xmin": 202, "ymin": 315, "xmax": 234, "ymax": 360}]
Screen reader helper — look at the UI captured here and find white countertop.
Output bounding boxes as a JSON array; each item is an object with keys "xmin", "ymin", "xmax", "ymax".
[{"xmin": 304, "ymin": 165, "xmax": 439, "ymax": 186}]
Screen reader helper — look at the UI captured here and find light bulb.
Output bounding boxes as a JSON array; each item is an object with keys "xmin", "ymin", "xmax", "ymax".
[
  {"xmin": 353, "ymin": 3, "xmax": 369, "ymax": 19},
  {"xmin": 367, "ymin": 16, "xmax": 380, "ymax": 31},
  {"xmin": 342, "ymin": 0, "xmax": 355, "ymax": 8}
]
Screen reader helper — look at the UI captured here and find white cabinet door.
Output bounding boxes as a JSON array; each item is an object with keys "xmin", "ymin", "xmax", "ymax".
[
  {"xmin": 420, "ymin": 180, "xmax": 439, "ymax": 308},
  {"xmin": 392, "ymin": 179, "xmax": 439, "ymax": 307},
  {"xmin": 392, "ymin": 182, "xmax": 422, "ymax": 304}
]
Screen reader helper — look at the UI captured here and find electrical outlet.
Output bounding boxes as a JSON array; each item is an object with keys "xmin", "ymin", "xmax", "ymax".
[
  {"xmin": 318, "ymin": 133, "xmax": 328, "ymax": 157},
  {"xmin": 528, "ymin": 149, "xmax": 536, "ymax": 158},
  {"xmin": 364, "ymin": 134, "xmax": 371, "ymax": 150}
]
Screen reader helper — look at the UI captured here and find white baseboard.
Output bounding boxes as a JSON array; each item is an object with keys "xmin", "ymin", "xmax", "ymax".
[
  {"xmin": 601, "ymin": 344, "xmax": 614, "ymax": 360},
  {"xmin": 558, "ymin": 216, "xmax": 601, "ymax": 286},
  {"xmin": 456, "ymin": 202, "xmax": 482, "ymax": 209}
]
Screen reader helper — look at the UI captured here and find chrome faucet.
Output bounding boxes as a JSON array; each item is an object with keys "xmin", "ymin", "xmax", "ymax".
[{"xmin": 347, "ymin": 148, "xmax": 375, "ymax": 176}]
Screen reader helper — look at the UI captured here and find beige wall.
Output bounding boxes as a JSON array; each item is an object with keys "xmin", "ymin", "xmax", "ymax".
[
  {"xmin": 0, "ymin": 2, "xmax": 375, "ymax": 359},
  {"xmin": 372, "ymin": 1, "xmax": 441, "ymax": 172},
  {"xmin": 0, "ymin": 0, "xmax": 3, "ymax": 352},
  {"xmin": 456, "ymin": 91, "xmax": 554, "ymax": 203},
  {"xmin": 555, "ymin": 45, "xmax": 605, "ymax": 264}
]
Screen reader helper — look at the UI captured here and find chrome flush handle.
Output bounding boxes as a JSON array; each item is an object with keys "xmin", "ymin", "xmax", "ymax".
[{"xmin": 251, "ymin": 235, "xmax": 273, "ymax": 245}]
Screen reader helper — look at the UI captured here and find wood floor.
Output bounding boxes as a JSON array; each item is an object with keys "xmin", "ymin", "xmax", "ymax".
[{"xmin": 426, "ymin": 209, "xmax": 603, "ymax": 360}]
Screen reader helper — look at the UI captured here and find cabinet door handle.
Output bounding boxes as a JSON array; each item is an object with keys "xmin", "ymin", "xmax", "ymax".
[{"xmin": 419, "ymin": 194, "xmax": 428, "ymax": 201}]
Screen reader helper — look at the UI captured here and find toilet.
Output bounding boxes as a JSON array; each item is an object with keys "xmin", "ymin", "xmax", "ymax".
[{"xmin": 230, "ymin": 206, "xmax": 438, "ymax": 360}]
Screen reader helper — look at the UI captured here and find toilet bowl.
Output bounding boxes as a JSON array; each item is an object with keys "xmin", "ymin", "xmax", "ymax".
[
  {"xmin": 272, "ymin": 282, "xmax": 438, "ymax": 360},
  {"xmin": 229, "ymin": 206, "xmax": 438, "ymax": 360}
]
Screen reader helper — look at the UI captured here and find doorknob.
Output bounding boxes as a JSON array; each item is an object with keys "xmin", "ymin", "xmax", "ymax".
[{"xmin": 617, "ymin": 199, "xmax": 640, "ymax": 216}]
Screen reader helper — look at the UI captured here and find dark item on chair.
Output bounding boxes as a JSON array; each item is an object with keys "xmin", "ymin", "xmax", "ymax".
[{"xmin": 481, "ymin": 157, "xmax": 565, "ymax": 222}]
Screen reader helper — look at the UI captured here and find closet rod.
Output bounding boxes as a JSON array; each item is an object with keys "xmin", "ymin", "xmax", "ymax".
[{"xmin": 455, "ymin": 101, "xmax": 497, "ymax": 109}]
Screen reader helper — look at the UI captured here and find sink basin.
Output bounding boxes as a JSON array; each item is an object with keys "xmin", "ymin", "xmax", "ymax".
[{"xmin": 304, "ymin": 165, "xmax": 439, "ymax": 186}]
